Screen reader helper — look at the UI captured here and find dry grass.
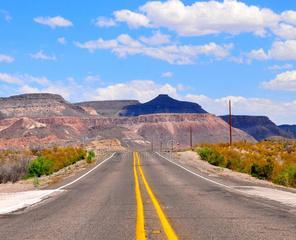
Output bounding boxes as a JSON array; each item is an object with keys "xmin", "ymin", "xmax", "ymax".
[
  {"xmin": 0, "ymin": 146, "xmax": 89, "ymax": 183},
  {"xmin": 0, "ymin": 150, "xmax": 32, "ymax": 183},
  {"xmin": 197, "ymin": 140, "xmax": 296, "ymax": 188}
]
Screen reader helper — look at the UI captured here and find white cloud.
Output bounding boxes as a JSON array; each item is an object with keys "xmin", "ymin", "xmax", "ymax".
[
  {"xmin": 113, "ymin": 0, "xmax": 296, "ymax": 40},
  {"xmin": 248, "ymin": 40, "xmax": 296, "ymax": 61},
  {"xmin": 75, "ymin": 34, "xmax": 232, "ymax": 64},
  {"xmin": 0, "ymin": 73, "xmax": 22, "ymax": 84},
  {"xmin": 19, "ymin": 85, "xmax": 41, "ymax": 94},
  {"xmin": 85, "ymin": 75, "xmax": 101, "ymax": 82},
  {"xmin": 57, "ymin": 37, "xmax": 67, "ymax": 45},
  {"xmin": 185, "ymin": 94, "xmax": 296, "ymax": 124},
  {"xmin": 75, "ymin": 39, "xmax": 118, "ymax": 53},
  {"xmin": 0, "ymin": 54, "xmax": 14, "ymax": 63},
  {"xmin": 268, "ymin": 40, "xmax": 296, "ymax": 60},
  {"xmin": 268, "ymin": 64, "xmax": 293, "ymax": 71},
  {"xmin": 94, "ymin": 80, "xmax": 177, "ymax": 102},
  {"xmin": 263, "ymin": 70, "xmax": 296, "ymax": 91},
  {"xmin": 115, "ymin": 0, "xmax": 280, "ymax": 37},
  {"xmin": 0, "ymin": 73, "xmax": 49, "ymax": 85},
  {"xmin": 139, "ymin": 31, "xmax": 171, "ymax": 45},
  {"xmin": 30, "ymin": 50, "xmax": 56, "ymax": 61},
  {"xmin": 281, "ymin": 11, "xmax": 296, "ymax": 26},
  {"xmin": 34, "ymin": 16, "xmax": 73, "ymax": 29},
  {"xmin": 94, "ymin": 17, "xmax": 116, "ymax": 27},
  {"xmin": 0, "ymin": 10, "xmax": 12, "ymax": 22},
  {"xmin": 272, "ymin": 23, "xmax": 296, "ymax": 40},
  {"xmin": 247, "ymin": 48, "xmax": 268, "ymax": 60},
  {"xmin": 114, "ymin": 10, "xmax": 151, "ymax": 28},
  {"xmin": 161, "ymin": 71, "xmax": 173, "ymax": 78}
]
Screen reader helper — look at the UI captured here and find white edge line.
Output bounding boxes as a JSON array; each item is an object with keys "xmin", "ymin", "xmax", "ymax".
[
  {"xmin": 4, "ymin": 153, "xmax": 116, "ymax": 214},
  {"xmin": 56, "ymin": 152, "xmax": 116, "ymax": 191},
  {"xmin": 33, "ymin": 152, "xmax": 116, "ymax": 200},
  {"xmin": 155, "ymin": 152, "xmax": 232, "ymax": 189},
  {"xmin": 155, "ymin": 152, "xmax": 296, "ymax": 210}
]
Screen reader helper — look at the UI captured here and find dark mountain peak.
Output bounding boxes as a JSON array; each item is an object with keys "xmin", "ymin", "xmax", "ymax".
[
  {"xmin": 120, "ymin": 95, "xmax": 207, "ymax": 116},
  {"xmin": 278, "ymin": 124, "xmax": 296, "ymax": 138},
  {"xmin": 148, "ymin": 94, "xmax": 178, "ymax": 103},
  {"xmin": 220, "ymin": 115, "xmax": 293, "ymax": 141}
]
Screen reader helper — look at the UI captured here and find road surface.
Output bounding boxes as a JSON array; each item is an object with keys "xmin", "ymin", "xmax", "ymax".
[{"xmin": 0, "ymin": 151, "xmax": 295, "ymax": 240}]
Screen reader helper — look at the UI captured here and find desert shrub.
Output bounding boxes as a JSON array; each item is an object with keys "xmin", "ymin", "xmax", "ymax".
[
  {"xmin": 86, "ymin": 150, "xmax": 95, "ymax": 163},
  {"xmin": 196, "ymin": 140, "xmax": 296, "ymax": 188},
  {"xmin": 198, "ymin": 147, "xmax": 225, "ymax": 166},
  {"xmin": 250, "ymin": 159, "xmax": 274, "ymax": 180},
  {"xmin": 274, "ymin": 166, "xmax": 296, "ymax": 187},
  {"xmin": 0, "ymin": 147, "xmax": 88, "ymax": 182},
  {"xmin": 39, "ymin": 146, "xmax": 87, "ymax": 173},
  {"xmin": 27, "ymin": 156, "xmax": 53, "ymax": 177},
  {"xmin": 0, "ymin": 154, "xmax": 31, "ymax": 183}
]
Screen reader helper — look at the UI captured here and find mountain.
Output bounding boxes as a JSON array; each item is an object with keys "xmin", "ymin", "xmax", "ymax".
[
  {"xmin": 278, "ymin": 125, "xmax": 296, "ymax": 138},
  {"xmin": 220, "ymin": 115, "xmax": 293, "ymax": 141},
  {"xmin": 119, "ymin": 94, "xmax": 207, "ymax": 116},
  {"xmin": 0, "ymin": 93, "xmax": 88, "ymax": 118},
  {"xmin": 0, "ymin": 113, "xmax": 255, "ymax": 149},
  {"xmin": 75, "ymin": 100, "xmax": 140, "ymax": 117}
]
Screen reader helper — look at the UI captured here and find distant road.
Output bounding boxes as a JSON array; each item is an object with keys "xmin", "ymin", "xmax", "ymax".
[{"xmin": 0, "ymin": 152, "xmax": 295, "ymax": 240}]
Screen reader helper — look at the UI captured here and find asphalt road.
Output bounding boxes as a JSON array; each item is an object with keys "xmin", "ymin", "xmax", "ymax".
[{"xmin": 0, "ymin": 151, "xmax": 295, "ymax": 240}]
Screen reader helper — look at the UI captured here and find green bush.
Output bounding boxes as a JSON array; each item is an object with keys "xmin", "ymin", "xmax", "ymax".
[
  {"xmin": 274, "ymin": 166, "xmax": 296, "ymax": 187},
  {"xmin": 86, "ymin": 150, "xmax": 95, "ymax": 163},
  {"xmin": 198, "ymin": 147, "xmax": 225, "ymax": 166},
  {"xmin": 250, "ymin": 159, "xmax": 274, "ymax": 180},
  {"xmin": 27, "ymin": 156, "xmax": 53, "ymax": 177}
]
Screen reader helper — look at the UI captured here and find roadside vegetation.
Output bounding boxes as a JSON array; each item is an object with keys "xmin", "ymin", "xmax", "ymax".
[
  {"xmin": 0, "ymin": 146, "xmax": 96, "ymax": 183},
  {"xmin": 197, "ymin": 140, "xmax": 296, "ymax": 188}
]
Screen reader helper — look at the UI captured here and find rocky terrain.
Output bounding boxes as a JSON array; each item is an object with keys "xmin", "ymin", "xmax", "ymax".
[
  {"xmin": 4, "ymin": 93, "xmax": 294, "ymax": 150},
  {"xmin": 0, "ymin": 114, "xmax": 254, "ymax": 150},
  {"xmin": 0, "ymin": 94, "xmax": 88, "ymax": 118},
  {"xmin": 220, "ymin": 115, "xmax": 293, "ymax": 141}
]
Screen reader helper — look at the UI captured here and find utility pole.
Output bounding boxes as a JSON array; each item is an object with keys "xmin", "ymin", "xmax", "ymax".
[
  {"xmin": 151, "ymin": 138, "xmax": 154, "ymax": 152},
  {"xmin": 229, "ymin": 100, "xmax": 233, "ymax": 146},
  {"xmin": 171, "ymin": 139, "xmax": 174, "ymax": 160},
  {"xmin": 160, "ymin": 133, "xmax": 163, "ymax": 152},
  {"xmin": 189, "ymin": 126, "xmax": 193, "ymax": 151}
]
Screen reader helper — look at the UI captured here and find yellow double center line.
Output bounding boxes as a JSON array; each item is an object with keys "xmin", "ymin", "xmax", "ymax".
[{"xmin": 133, "ymin": 151, "xmax": 179, "ymax": 240}]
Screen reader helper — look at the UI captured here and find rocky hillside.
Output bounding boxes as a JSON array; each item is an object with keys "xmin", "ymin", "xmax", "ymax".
[
  {"xmin": 0, "ymin": 93, "xmax": 88, "ymax": 118},
  {"xmin": 120, "ymin": 94, "xmax": 207, "ymax": 116},
  {"xmin": 75, "ymin": 100, "xmax": 139, "ymax": 116},
  {"xmin": 0, "ymin": 114, "xmax": 255, "ymax": 149},
  {"xmin": 220, "ymin": 115, "xmax": 293, "ymax": 141},
  {"xmin": 278, "ymin": 125, "xmax": 296, "ymax": 138}
]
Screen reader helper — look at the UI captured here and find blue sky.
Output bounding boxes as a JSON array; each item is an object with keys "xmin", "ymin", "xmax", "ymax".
[{"xmin": 0, "ymin": 0, "xmax": 296, "ymax": 124}]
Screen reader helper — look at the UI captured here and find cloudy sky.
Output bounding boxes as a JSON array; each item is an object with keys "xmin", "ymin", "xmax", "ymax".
[{"xmin": 0, "ymin": 0, "xmax": 296, "ymax": 124}]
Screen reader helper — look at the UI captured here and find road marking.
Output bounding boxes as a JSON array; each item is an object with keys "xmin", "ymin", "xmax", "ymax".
[
  {"xmin": 156, "ymin": 152, "xmax": 231, "ymax": 189},
  {"xmin": 136, "ymin": 152, "xmax": 179, "ymax": 240},
  {"xmin": 56, "ymin": 152, "xmax": 116, "ymax": 191},
  {"xmin": 0, "ymin": 153, "xmax": 116, "ymax": 214},
  {"xmin": 133, "ymin": 152, "xmax": 146, "ymax": 240},
  {"xmin": 156, "ymin": 152, "xmax": 296, "ymax": 209}
]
